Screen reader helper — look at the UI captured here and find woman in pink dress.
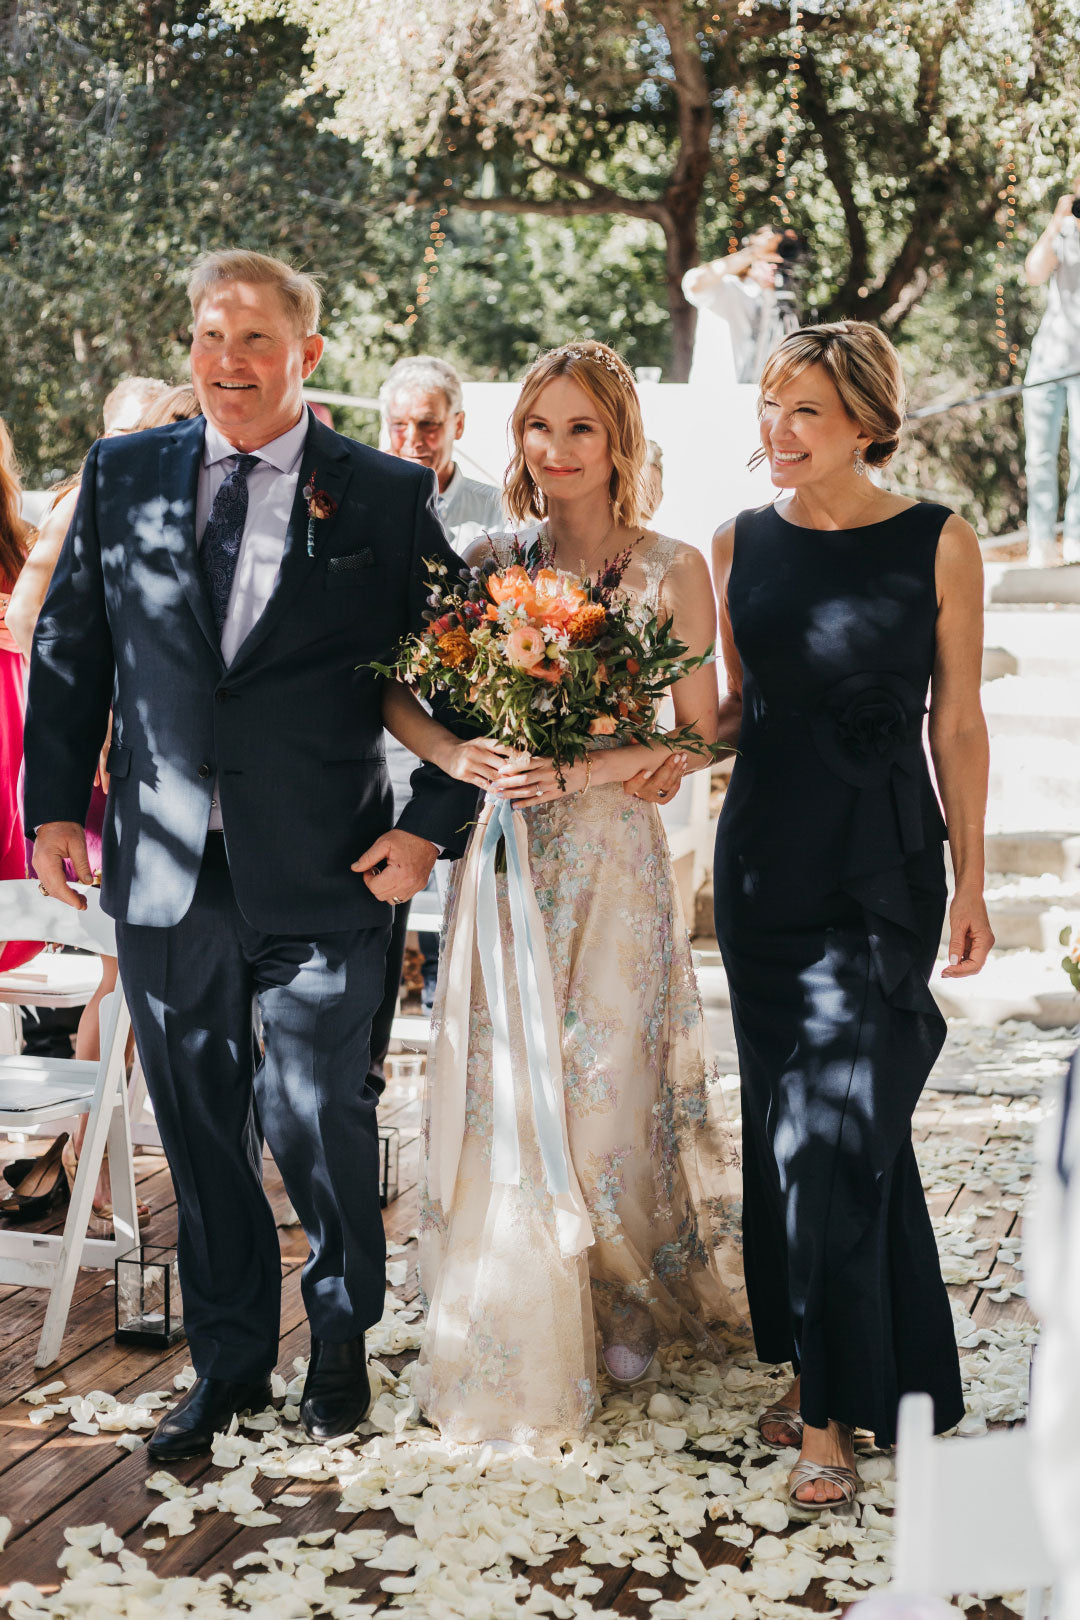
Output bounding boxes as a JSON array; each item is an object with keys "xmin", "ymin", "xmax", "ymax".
[{"xmin": 0, "ymin": 415, "xmax": 37, "ymax": 974}]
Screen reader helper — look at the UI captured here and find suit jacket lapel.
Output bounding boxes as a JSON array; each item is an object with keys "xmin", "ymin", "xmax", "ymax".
[
  {"xmin": 228, "ymin": 412, "xmax": 353, "ymax": 674},
  {"xmin": 158, "ymin": 417, "xmax": 223, "ymax": 662}
]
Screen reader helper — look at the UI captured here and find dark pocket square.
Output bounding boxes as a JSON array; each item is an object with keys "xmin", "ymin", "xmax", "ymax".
[{"xmin": 327, "ymin": 548, "xmax": 374, "ymax": 573}]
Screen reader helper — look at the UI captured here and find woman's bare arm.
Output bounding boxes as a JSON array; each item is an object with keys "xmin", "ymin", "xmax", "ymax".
[
  {"xmin": 6, "ymin": 488, "xmax": 79, "ymax": 658},
  {"xmin": 381, "ymin": 680, "xmax": 509, "ymax": 791},
  {"xmin": 710, "ymin": 519, "xmax": 743, "ymax": 751},
  {"xmin": 928, "ymin": 513, "xmax": 994, "ymax": 977}
]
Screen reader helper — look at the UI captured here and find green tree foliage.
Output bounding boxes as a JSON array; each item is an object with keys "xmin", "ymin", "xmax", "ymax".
[
  {"xmin": 0, "ymin": 0, "xmax": 381, "ymax": 480},
  {"xmin": 5, "ymin": 0, "xmax": 1080, "ymax": 534},
  {"xmin": 234, "ymin": 0, "xmax": 1080, "ymax": 396}
]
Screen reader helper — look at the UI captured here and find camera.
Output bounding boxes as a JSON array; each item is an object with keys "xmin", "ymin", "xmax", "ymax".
[{"xmin": 775, "ymin": 229, "xmax": 808, "ymax": 263}]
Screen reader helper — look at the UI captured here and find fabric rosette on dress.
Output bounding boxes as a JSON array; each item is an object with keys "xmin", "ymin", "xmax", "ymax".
[{"xmin": 412, "ymin": 535, "xmax": 749, "ymax": 1451}]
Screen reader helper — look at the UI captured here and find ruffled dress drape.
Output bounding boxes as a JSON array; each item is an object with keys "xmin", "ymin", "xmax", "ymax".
[
  {"xmin": 713, "ymin": 501, "xmax": 965, "ymax": 1445},
  {"xmin": 415, "ymin": 536, "xmax": 749, "ymax": 1450}
]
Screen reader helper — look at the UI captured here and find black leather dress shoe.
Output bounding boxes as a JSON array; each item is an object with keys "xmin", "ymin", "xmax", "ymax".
[
  {"xmin": 300, "ymin": 1335, "xmax": 370, "ymax": 1442},
  {"xmin": 147, "ymin": 1376, "xmax": 273, "ymax": 1461}
]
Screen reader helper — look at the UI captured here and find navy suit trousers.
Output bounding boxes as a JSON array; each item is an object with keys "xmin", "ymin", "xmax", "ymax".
[{"xmin": 116, "ymin": 834, "xmax": 392, "ymax": 1379}]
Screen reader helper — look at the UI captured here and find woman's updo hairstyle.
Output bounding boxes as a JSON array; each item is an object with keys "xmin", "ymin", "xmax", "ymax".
[
  {"xmin": 505, "ymin": 340, "xmax": 647, "ymax": 527},
  {"xmin": 758, "ymin": 320, "xmax": 906, "ymax": 467}
]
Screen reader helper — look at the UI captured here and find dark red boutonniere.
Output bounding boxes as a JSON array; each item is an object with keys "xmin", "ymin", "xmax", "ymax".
[{"xmin": 303, "ymin": 471, "xmax": 338, "ymax": 557}]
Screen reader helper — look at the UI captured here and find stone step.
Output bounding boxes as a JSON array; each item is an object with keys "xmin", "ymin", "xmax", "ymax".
[
  {"xmin": 930, "ymin": 948, "xmax": 1080, "ymax": 1030},
  {"xmin": 697, "ymin": 944, "xmax": 1080, "ymax": 1028},
  {"xmin": 989, "ymin": 563, "xmax": 1080, "ymax": 606},
  {"xmin": 983, "ymin": 605, "xmax": 1080, "ymax": 679},
  {"xmin": 987, "ymin": 735, "xmax": 1080, "ymax": 830},
  {"xmin": 985, "ymin": 830, "xmax": 1080, "ymax": 877},
  {"xmin": 982, "ymin": 675, "xmax": 1080, "ymax": 741},
  {"xmin": 982, "ymin": 646, "xmax": 1019, "ymax": 682},
  {"xmin": 980, "ymin": 899, "xmax": 1075, "ymax": 952}
]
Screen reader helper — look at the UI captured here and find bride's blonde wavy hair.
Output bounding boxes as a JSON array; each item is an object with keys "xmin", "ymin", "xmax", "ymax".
[{"xmin": 504, "ymin": 341, "xmax": 647, "ymax": 528}]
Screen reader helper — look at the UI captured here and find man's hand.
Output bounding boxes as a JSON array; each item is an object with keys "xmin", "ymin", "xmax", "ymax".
[
  {"xmin": 33, "ymin": 822, "xmax": 92, "ymax": 910},
  {"xmin": 352, "ymin": 828, "xmax": 438, "ymax": 906}
]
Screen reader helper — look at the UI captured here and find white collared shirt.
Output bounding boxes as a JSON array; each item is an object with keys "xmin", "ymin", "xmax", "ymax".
[
  {"xmin": 196, "ymin": 409, "xmax": 309, "ymax": 665},
  {"xmin": 435, "ymin": 463, "xmax": 504, "ymax": 555},
  {"xmin": 197, "ymin": 408, "xmax": 309, "ymax": 827}
]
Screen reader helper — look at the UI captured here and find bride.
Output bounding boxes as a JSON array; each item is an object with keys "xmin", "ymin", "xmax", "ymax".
[{"xmin": 382, "ymin": 340, "xmax": 747, "ymax": 1448}]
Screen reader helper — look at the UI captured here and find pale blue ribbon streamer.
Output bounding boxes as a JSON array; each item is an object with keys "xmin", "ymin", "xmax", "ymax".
[{"xmin": 475, "ymin": 796, "xmax": 573, "ymax": 1199}]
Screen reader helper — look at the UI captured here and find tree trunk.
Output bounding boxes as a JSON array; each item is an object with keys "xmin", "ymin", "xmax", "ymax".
[
  {"xmin": 659, "ymin": 203, "xmax": 699, "ymax": 383},
  {"xmin": 651, "ymin": 0, "xmax": 713, "ymax": 382}
]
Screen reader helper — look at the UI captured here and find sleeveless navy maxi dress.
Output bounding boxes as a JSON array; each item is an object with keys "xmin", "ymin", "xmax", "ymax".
[{"xmin": 713, "ymin": 501, "xmax": 964, "ymax": 1445}]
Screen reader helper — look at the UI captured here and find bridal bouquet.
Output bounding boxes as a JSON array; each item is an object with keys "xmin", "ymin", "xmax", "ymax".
[{"xmin": 379, "ymin": 538, "xmax": 714, "ymax": 783}]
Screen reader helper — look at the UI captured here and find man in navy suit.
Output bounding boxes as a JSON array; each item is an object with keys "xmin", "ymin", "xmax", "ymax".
[{"xmin": 24, "ymin": 250, "xmax": 476, "ymax": 1457}]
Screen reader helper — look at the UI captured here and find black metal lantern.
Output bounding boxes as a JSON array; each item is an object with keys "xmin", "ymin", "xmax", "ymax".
[
  {"xmin": 115, "ymin": 1245, "xmax": 185, "ymax": 1347},
  {"xmin": 378, "ymin": 1125, "xmax": 399, "ymax": 1208}
]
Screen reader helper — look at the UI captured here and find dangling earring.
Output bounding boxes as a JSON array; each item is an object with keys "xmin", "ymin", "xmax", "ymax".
[{"xmin": 853, "ymin": 446, "xmax": 868, "ymax": 477}]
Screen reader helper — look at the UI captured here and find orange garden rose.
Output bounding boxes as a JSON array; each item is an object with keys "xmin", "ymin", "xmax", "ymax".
[
  {"xmin": 588, "ymin": 715, "xmax": 617, "ymax": 735},
  {"xmin": 486, "ymin": 565, "xmax": 533, "ymax": 607},
  {"xmin": 527, "ymin": 569, "xmax": 588, "ymax": 629}
]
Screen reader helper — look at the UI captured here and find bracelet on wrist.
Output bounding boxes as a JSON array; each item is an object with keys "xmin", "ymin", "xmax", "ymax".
[{"xmin": 581, "ymin": 756, "xmax": 592, "ymax": 794}]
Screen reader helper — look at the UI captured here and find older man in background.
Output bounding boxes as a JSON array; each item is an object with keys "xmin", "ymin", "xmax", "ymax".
[{"xmin": 380, "ymin": 356, "xmax": 502, "ymax": 553}]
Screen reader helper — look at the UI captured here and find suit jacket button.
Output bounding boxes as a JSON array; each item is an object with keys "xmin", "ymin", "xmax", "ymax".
[
  {"xmin": 198, "ymin": 763, "xmax": 211, "ymax": 778},
  {"xmin": 215, "ymin": 688, "xmax": 230, "ymax": 703}
]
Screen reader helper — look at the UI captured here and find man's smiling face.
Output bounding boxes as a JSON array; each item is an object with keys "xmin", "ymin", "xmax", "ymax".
[{"xmin": 189, "ymin": 279, "xmax": 323, "ymax": 450}]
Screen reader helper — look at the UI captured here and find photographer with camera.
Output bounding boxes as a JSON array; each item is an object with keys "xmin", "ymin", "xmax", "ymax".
[
  {"xmin": 1023, "ymin": 176, "xmax": 1080, "ymax": 567},
  {"xmin": 682, "ymin": 225, "xmax": 804, "ymax": 387}
]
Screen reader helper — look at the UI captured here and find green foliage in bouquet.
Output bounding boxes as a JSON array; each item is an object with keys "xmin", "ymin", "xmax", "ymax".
[{"xmin": 1059, "ymin": 923, "xmax": 1080, "ymax": 993}]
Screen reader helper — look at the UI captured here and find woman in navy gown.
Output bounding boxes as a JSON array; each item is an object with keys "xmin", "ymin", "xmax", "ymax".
[{"xmin": 712, "ymin": 322, "xmax": 993, "ymax": 1508}]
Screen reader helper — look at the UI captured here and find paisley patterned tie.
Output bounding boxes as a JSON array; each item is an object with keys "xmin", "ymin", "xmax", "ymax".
[{"xmin": 198, "ymin": 452, "xmax": 260, "ymax": 635}]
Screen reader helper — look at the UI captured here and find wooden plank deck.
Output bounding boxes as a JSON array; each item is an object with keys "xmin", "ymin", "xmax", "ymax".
[{"xmin": 0, "ymin": 1064, "xmax": 1034, "ymax": 1619}]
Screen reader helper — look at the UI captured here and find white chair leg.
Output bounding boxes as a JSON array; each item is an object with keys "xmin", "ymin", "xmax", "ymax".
[
  {"xmin": 892, "ymin": 1393, "xmax": 936, "ymax": 1592},
  {"xmin": 0, "ymin": 1002, "xmax": 21, "ymax": 1056},
  {"xmin": 106, "ymin": 1072, "xmax": 138, "ymax": 1256},
  {"xmin": 35, "ymin": 993, "xmax": 129, "ymax": 1368}
]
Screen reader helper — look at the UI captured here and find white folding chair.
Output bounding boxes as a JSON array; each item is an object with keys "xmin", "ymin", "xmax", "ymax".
[
  {"xmin": 892, "ymin": 1392, "xmax": 1056, "ymax": 1620},
  {"xmin": 0, "ymin": 942, "xmax": 104, "ymax": 1062},
  {"xmin": 0, "ymin": 881, "xmax": 139, "ymax": 1367}
]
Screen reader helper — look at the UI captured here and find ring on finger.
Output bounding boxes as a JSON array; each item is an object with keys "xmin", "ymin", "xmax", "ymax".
[{"xmin": 37, "ymin": 880, "xmax": 49, "ymax": 897}]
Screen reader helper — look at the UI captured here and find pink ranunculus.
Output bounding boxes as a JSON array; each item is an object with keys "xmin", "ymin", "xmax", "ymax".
[
  {"xmin": 588, "ymin": 715, "xmax": 617, "ymax": 735},
  {"xmin": 504, "ymin": 623, "xmax": 547, "ymax": 671}
]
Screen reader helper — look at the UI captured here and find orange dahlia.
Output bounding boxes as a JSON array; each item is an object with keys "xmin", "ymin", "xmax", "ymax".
[
  {"xmin": 567, "ymin": 602, "xmax": 607, "ymax": 646},
  {"xmin": 436, "ymin": 627, "xmax": 476, "ymax": 668}
]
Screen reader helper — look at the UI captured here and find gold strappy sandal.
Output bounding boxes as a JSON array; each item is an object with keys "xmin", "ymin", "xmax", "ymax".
[
  {"xmin": 756, "ymin": 1400, "xmax": 804, "ymax": 1449},
  {"xmin": 787, "ymin": 1424, "xmax": 858, "ymax": 1512}
]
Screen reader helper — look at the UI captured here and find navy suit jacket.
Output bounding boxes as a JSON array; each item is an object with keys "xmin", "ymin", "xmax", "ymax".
[{"xmin": 24, "ymin": 410, "xmax": 478, "ymax": 933}]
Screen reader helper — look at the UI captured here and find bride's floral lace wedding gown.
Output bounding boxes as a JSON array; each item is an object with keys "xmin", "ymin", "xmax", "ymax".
[{"xmin": 414, "ymin": 534, "xmax": 748, "ymax": 1448}]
